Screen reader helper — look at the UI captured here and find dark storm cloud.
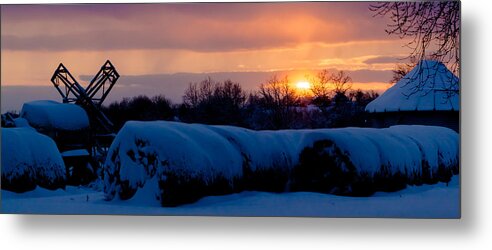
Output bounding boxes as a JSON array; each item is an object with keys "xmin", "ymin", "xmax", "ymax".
[{"xmin": 1, "ymin": 2, "xmax": 394, "ymax": 52}]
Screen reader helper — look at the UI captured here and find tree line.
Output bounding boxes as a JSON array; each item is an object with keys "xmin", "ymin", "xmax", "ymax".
[{"xmin": 103, "ymin": 70, "xmax": 379, "ymax": 131}]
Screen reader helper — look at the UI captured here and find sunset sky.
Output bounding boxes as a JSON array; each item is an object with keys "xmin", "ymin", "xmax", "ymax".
[{"xmin": 1, "ymin": 2, "xmax": 412, "ymax": 112}]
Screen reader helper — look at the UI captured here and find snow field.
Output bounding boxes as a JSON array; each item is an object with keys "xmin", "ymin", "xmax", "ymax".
[
  {"xmin": 1, "ymin": 128, "xmax": 66, "ymax": 192},
  {"xmin": 104, "ymin": 121, "xmax": 459, "ymax": 206},
  {"xmin": 1, "ymin": 175, "xmax": 460, "ymax": 217}
]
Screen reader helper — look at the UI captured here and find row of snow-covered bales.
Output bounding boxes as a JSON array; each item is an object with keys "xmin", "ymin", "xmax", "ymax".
[
  {"xmin": 2, "ymin": 119, "xmax": 459, "ymax": 206},
  {"xmin": 103, "ymin": 121, "xmax": 459, "ymax": 206},
  {"xmin": 1, "ymin": 60, "xmax": 460, "ymax": 206}
]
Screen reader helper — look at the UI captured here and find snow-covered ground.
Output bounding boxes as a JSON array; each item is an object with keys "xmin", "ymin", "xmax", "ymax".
[{"xmin": 1, "ymin": 175, "xmax": 459, "ymax": 218}]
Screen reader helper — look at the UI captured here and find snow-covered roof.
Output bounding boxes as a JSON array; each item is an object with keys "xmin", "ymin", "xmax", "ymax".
[
  {"xmin": 21, "ymin": 100, "xmax": 90, "ymax": 131},
  {"xmin": 365, "ymin": 60, "xmax": 459, "ymax": 113}
]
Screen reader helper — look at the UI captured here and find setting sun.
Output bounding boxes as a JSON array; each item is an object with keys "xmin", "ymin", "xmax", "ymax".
[{"xmin": 296, "ymin": 81, "xmax": 311, "ymax": 90}]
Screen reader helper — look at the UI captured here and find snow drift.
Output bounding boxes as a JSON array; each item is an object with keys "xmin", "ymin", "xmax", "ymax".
[
  {"xmin": 104, "ymin": 121, "xmax": 459, "ymax": 206},
  {"xmin": 1, "ymin": 128, "xmax": 66, "ymax": 192}
]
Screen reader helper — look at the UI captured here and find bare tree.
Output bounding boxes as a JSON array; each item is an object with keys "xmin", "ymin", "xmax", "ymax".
[
  {"xmin": 370, "ymin": 1, "xmax": 459, "ymax": 72},
  {"xmin": 370, "ymin": 1, "xmax": 460, "ymax": 93},
  {"xmin": 310, "ymin": 69, "xmax": 332, "ymax": 101},
  {"xmin": 183, "ymin": 82, "xmax": 199, "ymax": 107},
  {"xmin": 349, "ymin": 89, "xmax": 379, "ymax": 106},
  {"xmin": 310, "ymin": 70, "xmax": 353, "ymax": 107},
  {"xmin": 182, "ymin": 77, "xmax": 247, "ymax": 125},
  {"xmin": 213, "ymin": 79, "xmax": 247, "ymax": 109},
  {"xmin": 183, "ymin": 77, "xmax": 214, "ymax": 108},
  {"xmin": 257, "ymin": 75, "xmax": 300, "ymax": 129},
  {"xmin": 259, "ymin": 75, "xmax": 298, "ymax": 108},
  {"xmin": 331, "ymin": 70, "xmax": 353, "ymax": 95}
]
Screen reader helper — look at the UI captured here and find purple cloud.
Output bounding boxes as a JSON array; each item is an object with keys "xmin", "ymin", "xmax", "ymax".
[{"xmin": 1, "ymin": 2, "xmax": 395, "ymax": 52}]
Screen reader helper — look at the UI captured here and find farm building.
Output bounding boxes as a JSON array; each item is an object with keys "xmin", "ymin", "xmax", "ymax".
[{"xmin": 365, "ymin": 60, "xmax": 459, "ymax": 132}]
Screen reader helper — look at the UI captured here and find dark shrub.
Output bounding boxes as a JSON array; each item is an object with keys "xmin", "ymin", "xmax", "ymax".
[
  {"xmin": 372, "ymin": 165, "xmax": 408, "ymax": 193},
  {"xmin": 1, "ymin": 164, "xmax": 36, "ymax": 193},
  {"xmin": 158, "ymin": 172, "xmax": 235, "ymax": 207},
  {"xmin": 241, "ymin": 162, "xmax": 290, "ymax": 193},
  {"xmin": 104, "ymin": 95, "xmax": 174, "ymax": 131},
  {"xmin": 290, "ymin": 140, "xmax": 358, "ymax": 195}
]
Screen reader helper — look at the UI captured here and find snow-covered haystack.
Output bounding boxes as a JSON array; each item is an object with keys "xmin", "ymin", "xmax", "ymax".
[
  {"xmin": 104, "ymin": 121, "xmax": 244, "ymax": 206},
  {"xmin": 21, "ymin": 100, "xmax": 89, "ymax": 131},
  {"xmin": 104, "ymin": 121, "xmax": 459, "ymax": 206},
  {"xmin": 208, "ymin": 126, "xmax": 304, "ymax": 192},
  {"xmin": 387, "ymin": 126, "xmax": 459, "ymax": 183},
  {"xmin": 290, "ymin": 125, "xmax": 459, "ymax": 196},
  {"xmin": 1, "ymin": 128, "xmax": 67, "ymax": 192}
]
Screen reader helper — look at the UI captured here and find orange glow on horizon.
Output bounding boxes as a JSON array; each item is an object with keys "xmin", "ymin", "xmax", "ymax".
[
  {"xmin": 296, "ymin": 81, "xmax": 311, "ymax": 90},
  {"xmin": 294, "ymin": 80, "xmax": 312, "ymax": 97}
]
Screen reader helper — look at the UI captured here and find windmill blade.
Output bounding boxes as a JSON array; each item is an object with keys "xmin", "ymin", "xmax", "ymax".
[
  {"xmin": 50, "ymin": 61, "xmax": 118, "ymax": 134},
  {"xmin": 51, "ymin": 63, "xmax": 85, "ymax": 103},
  {"xmin": 51, "ymin": 62, "xmax": 115, "ymax": 133},
  {"xmin": 86, "ymin": 60, "xmax": 120, "ymax": 106}
]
